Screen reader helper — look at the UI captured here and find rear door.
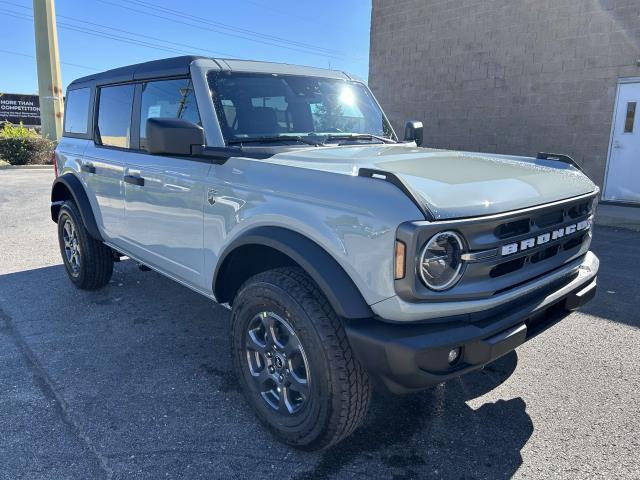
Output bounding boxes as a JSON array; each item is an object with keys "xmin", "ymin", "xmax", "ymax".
[
  {"xmin": 59, "ymin": 86, "xmax": 91, "ymax": 194},
  {"xmin": 121, "ymin": 78, "xmax": 210, "ymax": 289},
  {"xmin": 82, "ymin": 84, "xmax": 135, "ymax": 240}
]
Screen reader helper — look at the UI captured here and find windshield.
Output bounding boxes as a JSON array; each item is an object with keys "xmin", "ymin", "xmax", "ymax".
[{"xmin": 208, "ymin": 72, "xmax": 395, "ymax": 144}]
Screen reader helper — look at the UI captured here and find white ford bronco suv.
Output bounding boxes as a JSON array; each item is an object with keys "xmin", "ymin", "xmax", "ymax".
[{"xmin": 52, "ymin": 56, "xmax": 599, "ymax": 450}]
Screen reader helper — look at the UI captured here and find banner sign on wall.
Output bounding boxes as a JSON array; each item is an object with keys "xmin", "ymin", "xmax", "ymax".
[{"xmin": 0, "ymin": 93, "xmax": 41, "ymax": 126}]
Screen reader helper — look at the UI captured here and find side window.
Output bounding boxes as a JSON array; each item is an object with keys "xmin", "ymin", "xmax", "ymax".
[
  {"xmin": 63, "ymin": 87, "xmax": 91, "ymax": 135},
  {"xmin": 96, "ymin": 84, "xmax": 135, "ymax": 148},
  {"xmin": 139, "ymin": 78, "xmax": 200, "ymax": 150},
  {"xmin": 221, "ymin": 99, "xmax": 237, "ymax": 131}
]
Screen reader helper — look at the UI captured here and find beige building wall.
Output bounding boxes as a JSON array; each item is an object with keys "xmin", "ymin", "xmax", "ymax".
[{"xmin": 369, "ymin": 0, "xmax": 640, "ymax": 189}]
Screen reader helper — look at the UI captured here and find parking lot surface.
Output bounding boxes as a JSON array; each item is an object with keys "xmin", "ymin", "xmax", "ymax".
[{"xmin": 0, "ymin": 169, "xmax": 638, "ymax": 479}]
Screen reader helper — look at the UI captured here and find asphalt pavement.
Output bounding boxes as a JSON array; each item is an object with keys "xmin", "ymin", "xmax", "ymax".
[{"xmin": 0, "ymin": 169, "xmax": 638, "ymax": 479}]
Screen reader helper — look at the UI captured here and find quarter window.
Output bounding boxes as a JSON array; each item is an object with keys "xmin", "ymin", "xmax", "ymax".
[
  {"xmin": 220, "ymin": 99, "xmax": 237, "ymax": 130},
  {"xmin": 64, "ymin": 87, "xmax": 90, "ymax": 135},
  {"xmin": 96, "ymin": 84, "xmax": 135, "ymax": 148},
  {"xmin": 139, "ymin": 78, "xmax": 200, "ymax": 150}
]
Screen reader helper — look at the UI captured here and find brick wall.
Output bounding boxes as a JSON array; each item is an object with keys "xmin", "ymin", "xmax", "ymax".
[{"xmin": 369, "ymin": 0, "xmax": 640, "ymax": 188}]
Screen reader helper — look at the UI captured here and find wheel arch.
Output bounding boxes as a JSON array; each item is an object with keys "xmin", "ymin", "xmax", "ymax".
[
  {"xmin": 51, "ymin": 173, "xmax": 103, "ymax": 241},
  {"xmin": 213, "ymin": 226, "xmax": 373, "ymax": 319}
]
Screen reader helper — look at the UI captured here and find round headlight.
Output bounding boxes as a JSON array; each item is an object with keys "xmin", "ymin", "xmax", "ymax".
[{"xmin": 418, "ymin": 231, "xmax": 465, "ymax": 291}]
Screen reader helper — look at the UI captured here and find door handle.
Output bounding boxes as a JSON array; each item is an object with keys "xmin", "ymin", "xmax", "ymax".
[
  {"xmin": 613, "ymin": 140, "xmax": 622, "ymax": 149},
  {"xmin": 124, "ymin": 174, "xmax": 145, "ymax": 186},
  {"xmin": 81, "ymin": 163, "xmax": 96, "ymax": 174}
]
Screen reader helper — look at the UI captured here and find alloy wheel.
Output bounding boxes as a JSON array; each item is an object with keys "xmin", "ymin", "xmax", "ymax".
[
  {"xmin": 245, "ymin": 311, "xmax": 311, "ymax": 415},
  {"xmin": 62, "ymin": 218, "xmax": 81, "ymax": 276}
]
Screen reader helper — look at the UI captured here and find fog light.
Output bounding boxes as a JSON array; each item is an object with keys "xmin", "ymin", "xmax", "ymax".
[{"xmin": 448, "ymin": 347, "xmax": 461, "ymax": 365}]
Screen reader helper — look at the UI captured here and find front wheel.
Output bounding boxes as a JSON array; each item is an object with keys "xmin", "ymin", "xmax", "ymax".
[
  {"xmin": 57, "ymin": 200, "xmax": 113, "ymax": 290},
  {"xmin": 231, "ymin": 267, "xmax": 371, "ymax": 450}
]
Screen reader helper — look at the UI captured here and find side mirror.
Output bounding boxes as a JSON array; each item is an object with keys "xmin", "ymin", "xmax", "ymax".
[
  {"xmin": 146, "ymin": 117, "xmax": 204, "ymax": 155},
  {"xmin": 404, "ymin": 121, "xmax": 424, "ymax": 146}
]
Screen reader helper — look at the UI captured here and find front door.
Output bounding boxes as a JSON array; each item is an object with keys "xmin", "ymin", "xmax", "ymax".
[
  {"xmin": 121, "ymin": 77, "xmax": 208, "ymax": 289},
  {"xmin": 604, "ymin": 81, "xmax": 640, "ymax": 203},
  {"xmin": 122, "ymin": 153, "xmax": 210, "ymax": 288}
]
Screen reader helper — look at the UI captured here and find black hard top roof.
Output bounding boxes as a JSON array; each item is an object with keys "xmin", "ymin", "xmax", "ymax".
[
  {"xmin": 68, "ymin": 55, "xmax": 206, "ymax": 89},
  {"xmin": 67, "ymin": 55, "xmax": 357, "ymax": 90}
]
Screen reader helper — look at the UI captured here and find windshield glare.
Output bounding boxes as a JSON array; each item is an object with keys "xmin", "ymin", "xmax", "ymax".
[{"xmin": 208, "ymin": 72, "xmax": 395, "ymax": 144}]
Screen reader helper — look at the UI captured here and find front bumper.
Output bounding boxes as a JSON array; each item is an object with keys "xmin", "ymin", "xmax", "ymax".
[{"xmin": 345, "ymin": 252, "xmax": 598, "ymax": 394}]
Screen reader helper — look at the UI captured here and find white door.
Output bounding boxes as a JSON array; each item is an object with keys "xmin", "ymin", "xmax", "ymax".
[
  {"xmin": 122, "ymin": 152, "xmax": 210, "ymax": 289},
  {"xmin": 83, "ymin": 83, "xmax": 136, "ymax": 240},
  {"xmin": 604, "ymin": 81, "xmax": 640, "ymax": 203},
  {"xmin": 121, "ymin": 77, "xmax": 208, "ymax": 290}
]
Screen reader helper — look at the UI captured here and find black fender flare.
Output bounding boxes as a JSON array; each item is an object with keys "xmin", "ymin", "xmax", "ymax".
[
  {"xmin": 214, "ymin": 226, "xmax": 373, "ymax": 319},
  {"xmin": 51, "ymin": 173, "xmax": 103, "ymax": 241}
]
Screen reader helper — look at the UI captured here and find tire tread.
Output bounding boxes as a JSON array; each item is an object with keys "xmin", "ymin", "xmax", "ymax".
[
  {"xmin": 234, "ymin": 266, "xmax": 371, "ymax": 449},
  {"xmin": 58, "ymin": 201, "xmax": 113, "ymax": 290}
]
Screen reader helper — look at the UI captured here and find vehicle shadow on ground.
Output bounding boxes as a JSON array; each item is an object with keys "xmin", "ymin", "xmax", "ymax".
[
  {"xmin": 0, "ymin": 261, "xmax": 536, "ymax": 479},
  {"xmin": 294, "ymin": 352, "xmax": 532, "ymax": 480}
]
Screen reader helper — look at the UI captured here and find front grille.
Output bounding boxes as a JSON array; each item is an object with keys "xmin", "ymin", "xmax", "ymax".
[
  {"xmin": 394, "ymin": 191, "xmax": 598, "ymax": 302},
  {"xmin": 490, "ymin": 257, "xmax": 525, "ymax": 278},
  {"xmin": 486, "ymin": 198, "xmax": 593, "ymax": 281},
  {"xmin": 490, "ymin": 244, "xmax": 563, "ymax": 279},
  {"xmin": 489, "ymin": 233, "xmax": 586, "ymax": 279},
  {"xmin": 530, "ymin": 245, "xmax": 559, "ymax": 264},
  {"xmin": 563, "ymin": 232, "xmax": 587, "ymax": 251},
  {"xmin": 493, "ymin": 201, "xmax": 591, "ymax": 242},
  {"xmin": 568, "ymin": 201, "xmax": 590, "ymax": 219},
  {"xmin": 534, "ymin": 209, "xmax": 564, "ymax": 229},
  {"xmin": 495, "ymin": 218, "xmax": 529, "ymax": 239}
]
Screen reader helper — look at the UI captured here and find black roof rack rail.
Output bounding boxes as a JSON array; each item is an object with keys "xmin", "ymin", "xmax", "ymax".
[
  {"xmin": 358, "ymin": 168, "xmax": 434, "ymax": 221},
  {"xmin": 536, "ymin": 152, "xmax": 583, "ymax": 172}
]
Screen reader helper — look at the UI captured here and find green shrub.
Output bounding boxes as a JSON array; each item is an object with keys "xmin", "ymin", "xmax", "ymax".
[
  {"xmin": 0, "ymin": 122, "xmax": 39, "ymax": 139},
  {"xmin": 0, "ymin": 122, "xmax": 56, "ymax": 165}
]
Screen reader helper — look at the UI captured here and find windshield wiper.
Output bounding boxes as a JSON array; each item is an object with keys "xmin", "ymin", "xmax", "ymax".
[
  {"xmin": 320, "ymin": 134, "xmax": 396, "ymax": 145},
  {"xmin": 228, "ymin": 135, "xmax": 321, "ymax": 146}
]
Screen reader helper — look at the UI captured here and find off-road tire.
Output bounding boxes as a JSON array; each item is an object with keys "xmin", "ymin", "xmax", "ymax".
[
  {"xmin": 231, "ymin": 267, "xmax": 371, "ymax": 450},
  {"xmin": 57, "ymin": 200, "xmax": 113, "ymax": 290}
]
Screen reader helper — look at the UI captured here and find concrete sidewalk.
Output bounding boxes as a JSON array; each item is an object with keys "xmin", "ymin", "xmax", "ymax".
[
  {"xmin": 595, "ymin": 203, "xmax": 640, "ymax": 232},
  {"xmin": 0, "ymin": 164, "xmax": 53, "ymax": 170}
]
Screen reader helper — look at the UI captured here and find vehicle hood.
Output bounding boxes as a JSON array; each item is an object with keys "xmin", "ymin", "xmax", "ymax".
[{"xmin": 266, "ymin": 144, "xmax": 597, "ymax": 220}]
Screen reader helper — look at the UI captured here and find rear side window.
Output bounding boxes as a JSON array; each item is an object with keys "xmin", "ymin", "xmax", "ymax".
[
  {"xmin": 97, "ymin": 84, "xmax": 135, "ymax": 148},
  {"xmin": 64, "ymin": 88, "xmax": 90, "ymax": 135},
  {"xmin": 139, "ymin": 78, "xmax": 200, "ymax": 150}
]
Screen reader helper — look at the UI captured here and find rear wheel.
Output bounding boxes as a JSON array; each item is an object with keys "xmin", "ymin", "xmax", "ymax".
[
  {"xmin": 57, "ymin": 200, "xmax": 113, "ymax": 290},
  {"xmin": 231, "ymin": 267, "xmax": 371, "ymax": 450}
]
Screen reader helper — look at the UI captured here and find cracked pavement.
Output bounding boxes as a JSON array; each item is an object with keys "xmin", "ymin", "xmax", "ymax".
[{"xmin": 0, "ymin": 169, "xmax": 638, "ymax": 479}]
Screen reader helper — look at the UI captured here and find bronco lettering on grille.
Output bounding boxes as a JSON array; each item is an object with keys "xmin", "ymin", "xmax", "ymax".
[{"xmin": 500, "ymin": 219, "xmax": 591, "ymax": 256}]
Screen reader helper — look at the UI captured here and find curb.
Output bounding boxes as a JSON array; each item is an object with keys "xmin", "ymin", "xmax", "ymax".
[{"xmin": 0, "ymin": 164, "xmax": 53, "ymax": 170}]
